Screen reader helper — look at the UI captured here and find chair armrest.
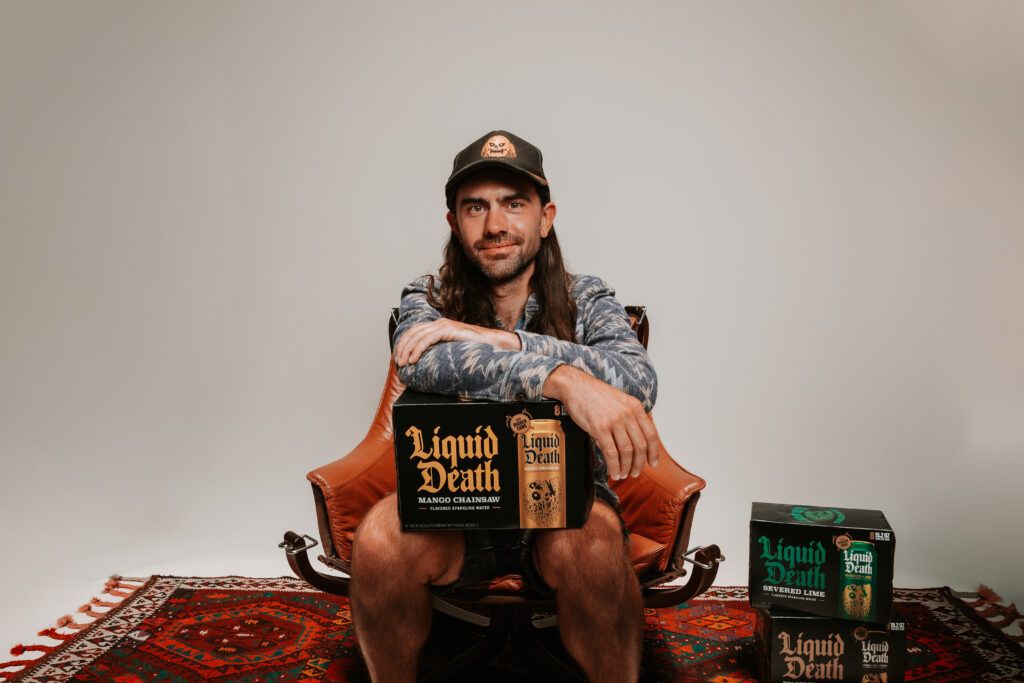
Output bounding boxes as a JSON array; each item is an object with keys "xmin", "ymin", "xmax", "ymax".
[
  {"xmin": 307, "ymin": 360, "xmax": 405, "ymax": 567},
  {"xmin": 612, "ymin": 436, "xmax": 706, "ymax": 573},
  {"xmin": 307, "ymin": 433, "xmax": 396, "ymax": 568}
]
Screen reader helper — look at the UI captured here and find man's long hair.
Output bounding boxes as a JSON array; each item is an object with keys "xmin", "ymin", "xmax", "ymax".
[{"xmin": 427, "ymin": 228, "xmax": 578, "ymax": 342}]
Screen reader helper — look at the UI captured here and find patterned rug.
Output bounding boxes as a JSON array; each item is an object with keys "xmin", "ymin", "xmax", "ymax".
[{"xmin": 3, "ymin": 577, "xmax": 1023, "ymax": 682}]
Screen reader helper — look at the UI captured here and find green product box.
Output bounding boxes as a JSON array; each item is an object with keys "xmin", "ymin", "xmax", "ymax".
[{"xmin": 749, "ymin": 502, "xmax": 895, "ymax": 624}]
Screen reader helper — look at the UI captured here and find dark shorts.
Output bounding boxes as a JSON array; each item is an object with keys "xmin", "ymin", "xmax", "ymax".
[{"xmin": 433, "ymin": 482, "xmax": 626, "ymax": 598}]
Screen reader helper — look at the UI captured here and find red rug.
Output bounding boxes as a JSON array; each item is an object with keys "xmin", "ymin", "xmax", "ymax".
[{"xmin": 3, "ymin": 577, "xmax": 1022, "ymax": 681}]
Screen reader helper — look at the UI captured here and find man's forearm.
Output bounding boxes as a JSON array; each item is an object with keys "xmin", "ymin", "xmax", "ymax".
[
  {"xmin": 541, "ymin": 364, "xmax": 582, "ymax": 404},
  {"xmin": 397, "ymin": 340, "xmax": 562, "ymax": 402},
  {"xmin": 481, "ymin": 328, "xmax": 521, "ymax": 352},
  {"xmin": 522, "ymin": 330, "xmax": 658, "ymax": 411}
]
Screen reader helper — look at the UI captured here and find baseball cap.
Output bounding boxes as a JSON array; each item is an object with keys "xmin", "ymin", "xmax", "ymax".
[{"xmin": 445, "ymin": 130, "xmax": 549, "ymax": 210}]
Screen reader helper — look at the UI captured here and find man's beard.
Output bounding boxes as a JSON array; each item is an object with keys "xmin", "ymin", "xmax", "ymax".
[{"xmin": 463, "ymin": 229, "xmax": 542, "ymax": 284}]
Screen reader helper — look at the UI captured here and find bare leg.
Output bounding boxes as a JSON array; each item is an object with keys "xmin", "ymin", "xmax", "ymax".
[
  {"xmin": 350, "ymin": 495, "xmax": 464, "ymax": 683},
  {"xmin": 533, "ymin": 501, "xmax": 644, "ymax": 682}
]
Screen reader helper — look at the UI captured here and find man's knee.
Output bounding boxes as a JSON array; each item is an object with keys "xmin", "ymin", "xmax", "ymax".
[
  {"xmin": 533, "ymin": 502, "xmax": 629, "ymax": 590},
  {"xmin": 353, "ymin": 496, "xmax": 403, "ymax": 564},
  {"xmin": 353, "ymin": 496, "xmax": 465, "ymax": 585}
]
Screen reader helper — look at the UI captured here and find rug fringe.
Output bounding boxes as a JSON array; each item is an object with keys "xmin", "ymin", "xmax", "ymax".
[
  {"xmin": 90, "ymin": 597, "xmax": 119, "ymax": 608},
  {"xmin": 970, "ymin": 584, "xmax": 1024, "ymax": 647},
  {"xmin": 78, "ymin": 604, "xmax": 108, "ymax": 620},
  {"xmin": 108, "ymin": 575, "xmax": 147, "ymax": 584},
  {"xmin": 0, "ymin": 574, "xmax": 151, "ymax": 679},
  {"xmin": 0, "ymin": 664, "xmax": 26, "ymax": 677},
  {"xmin": 36, "ymin": 628, "xmax": 72, "ymax": 642},
  {"xmin": 103, "ymin": 576, "xmax": 145, "ymax": 599},
  {"xmin": 975, "ymin": 601, "xmax": 1017, "ymax": 619},
  {"xmin": 978, "ymin": 584, "xmax": 1004, "ymax": 603},
  {"xmin": 54, "ymin": 615, "xmax": 89, "ymax": 631},
  {"xmin": 9, "ymin": 644, "xmax": 56, "ymax": 656},
  {"xmin": 984, "ymin": 604, "xmax": 1021, "ymax": 629}
]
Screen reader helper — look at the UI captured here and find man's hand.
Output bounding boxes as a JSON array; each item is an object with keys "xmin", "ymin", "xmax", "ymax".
[
  {"xmin": 542, "ymin": 365, "xmax": 660, "ymax": 480},
  {"xmin": 393, "ymin": 319, "xmax": 521, "ymax": 367}
]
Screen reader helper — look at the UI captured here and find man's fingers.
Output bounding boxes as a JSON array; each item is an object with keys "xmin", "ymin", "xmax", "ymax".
[
  {"xmin": 610, "ymin": 425, "xmax": 633, "ymax": 481},
  {"xmin": 395, "ymin": 319, "xmax": 499, "ymax": 365},
  {"xmin": 408, "ymin": 328, "xmax": 444, "ymax": 365},
  {"xmin": 623, "ymin": 418, "xmax": 648, "ymax": 477},
  {"xmin": 394, "ymin": 323, "xmax": 431, "ymax": 365},
  {"xmin": 396, "ymin": 322, "xmax": 442, "ymax": 365},
  {"xmin": 642, "ymin": 413, "xmax": 660, "ymax": 468},
  {"xmin": 596, "ymin": 434, "xmax": 621, "ymax": 482}
]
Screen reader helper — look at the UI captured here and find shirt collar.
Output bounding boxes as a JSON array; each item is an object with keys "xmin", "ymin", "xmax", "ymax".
[{"xmin": 492, "ymin": 291, "xmax": 539, "ymax": 330}]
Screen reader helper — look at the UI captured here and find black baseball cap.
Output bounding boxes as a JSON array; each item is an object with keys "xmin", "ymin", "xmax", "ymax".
[{"xmin": 445, "ymin": 130, "xmax": 549, "ymax": 210}]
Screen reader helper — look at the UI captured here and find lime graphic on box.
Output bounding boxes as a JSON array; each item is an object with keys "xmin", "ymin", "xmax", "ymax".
[{"xmin": 791, "ymin": 505, "xmax": 846, "ymax": 525}]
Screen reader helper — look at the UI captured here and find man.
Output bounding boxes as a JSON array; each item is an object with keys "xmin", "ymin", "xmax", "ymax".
[{"xmin": 350, "ymin": 130, "xmax": 662, "ymax": 682}]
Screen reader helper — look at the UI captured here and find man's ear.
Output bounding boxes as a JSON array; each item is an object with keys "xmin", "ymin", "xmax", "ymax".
[
  {"xmin": 446, "ymin": 211, "xmax": 460, "ymax": 240},
  {"xmin": 539, "ymin": 201, "xmax": 557, "ymax": 238}
]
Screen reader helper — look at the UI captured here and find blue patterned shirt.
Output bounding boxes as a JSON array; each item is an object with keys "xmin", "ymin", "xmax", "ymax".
[
  {"xmin": 394, "ymin": 274, "xmax": 657, "ymax": 411},
  {"xmin": 394, "ymin": 273, "xmax": 658, "ymax": 504}
]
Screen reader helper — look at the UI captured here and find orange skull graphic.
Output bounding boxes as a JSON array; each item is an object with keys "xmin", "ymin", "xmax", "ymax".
[{"xmin": 481, "ymin": 134, "xmax": 517, "ymax": 159}]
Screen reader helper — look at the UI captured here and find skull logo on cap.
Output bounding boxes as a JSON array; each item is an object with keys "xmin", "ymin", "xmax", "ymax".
[{"xmin": 481, "ymin": 134, "xmax": 517, "ymax": 159}]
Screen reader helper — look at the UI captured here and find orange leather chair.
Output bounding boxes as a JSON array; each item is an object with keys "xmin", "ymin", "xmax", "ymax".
[{"xmin": 281, "ymin": 307, "xmax": 723, "ymax": 681}]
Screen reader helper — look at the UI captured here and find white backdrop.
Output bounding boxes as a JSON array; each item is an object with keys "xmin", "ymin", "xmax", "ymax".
[{"xmin": 2, "ymin": 1, "xmax": 1023, "ymax": 648}]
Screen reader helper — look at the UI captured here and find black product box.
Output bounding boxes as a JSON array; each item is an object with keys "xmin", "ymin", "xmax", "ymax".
[
  {"xmin": 756, "ymin": 607, "xmax": 906, "ymax": 683},
  {"xmin": 392, "ymin": 390, "xmax": 594, "ymax": 531},
  {"xmin": 750, "ymin": 502, "xmax": 895, "ymax": 624}
]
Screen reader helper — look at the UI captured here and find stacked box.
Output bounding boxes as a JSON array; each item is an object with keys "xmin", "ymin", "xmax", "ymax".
[
  {"xmin": 756, "ymin": 607, "xmax": 907, "ymax": 683},
  {"xmin": 392, "ymin": 390, "xmax": 594, "ymax": 530},
  {"xmin": 749, "ymin": 502, "xmax": 895, "ymax": 624}
]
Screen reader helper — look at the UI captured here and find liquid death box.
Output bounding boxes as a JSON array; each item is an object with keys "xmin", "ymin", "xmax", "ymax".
[
  {"xmin": 756, "ymin": 607, "xmax": 907, "ymax": 683},
  {"xmin": 392, "ymin": 390, "xmax": 594, "ymax": 530},
  {"xmin": 750, "ymin": 503, "xmax": 895, "ymax": 624}
]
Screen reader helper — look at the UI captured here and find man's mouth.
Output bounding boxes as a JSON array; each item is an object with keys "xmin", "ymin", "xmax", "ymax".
[{"xmin": 477, "ymin": 240, "xmax": 519, "ymax": 252}]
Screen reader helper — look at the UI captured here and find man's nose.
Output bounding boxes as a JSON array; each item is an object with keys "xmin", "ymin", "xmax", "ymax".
[{"xmin": 483, "ymin": 205, "xmax": 506, "ymax": 235}]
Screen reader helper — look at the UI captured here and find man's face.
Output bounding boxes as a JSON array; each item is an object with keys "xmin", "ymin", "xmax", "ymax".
[{"xmin": 446, "ymin": 170, "xmax": 556, "ymax": 283}]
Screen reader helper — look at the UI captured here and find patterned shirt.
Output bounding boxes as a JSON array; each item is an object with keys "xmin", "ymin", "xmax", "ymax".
[
  {"xmin": 394, "ymin": 273, "xmax": 658, "ymax": 505},
  {"xmin": 394, "ymin": 274, "xmax": 657, "ymax": 411}
]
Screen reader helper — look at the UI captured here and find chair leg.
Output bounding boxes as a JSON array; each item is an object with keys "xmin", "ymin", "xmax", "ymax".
[
  {"xmin": 280, "ymin": 531, "xmax": 351, "ymax": 595},
  {"xmin": 509, "ymin": 605, "xmax": 586, "ymax": 682},
  {"xmin": 643, "ymin": 544, "xmax": 724, "ymax": 608},
  {"xmin": 418, "ymin": 606, "xmax": 512, "ymax": 683}
]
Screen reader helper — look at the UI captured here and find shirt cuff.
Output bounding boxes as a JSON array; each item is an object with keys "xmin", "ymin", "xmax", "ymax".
[{"xmin": 515, "ymin": 329, "xmax": 555, "ymax": 357}]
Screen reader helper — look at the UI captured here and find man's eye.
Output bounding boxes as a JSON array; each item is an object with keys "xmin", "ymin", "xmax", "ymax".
[{"xmin": 509, "ymin": 201, "xmax": 524, "ymax": 209}]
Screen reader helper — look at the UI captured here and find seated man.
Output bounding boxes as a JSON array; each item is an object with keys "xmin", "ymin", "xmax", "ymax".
[{"xmin": 350, "ymin": 130, "xmax": 662, "ymax": 683}]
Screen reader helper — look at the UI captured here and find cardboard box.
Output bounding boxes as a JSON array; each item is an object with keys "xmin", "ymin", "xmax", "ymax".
[
  {"xmin": 750, "ymin": 502, "xmax": 895, "ymax": 623},
  {"xmin": 756, "ymin": 606, "xmax": 907, "ymax": 683},
  {"xmin": 392, "ymin": 390, "xmax": 594, "ymax": 530}
]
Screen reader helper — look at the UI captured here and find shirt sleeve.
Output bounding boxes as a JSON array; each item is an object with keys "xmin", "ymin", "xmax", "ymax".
[
  {"xmin": 513, "ymin": 276, "xmax": 658, "ymax": 411},
  {"xmin": 393, "ymin": 276, "xmax": 566, "ymax": 401}
]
